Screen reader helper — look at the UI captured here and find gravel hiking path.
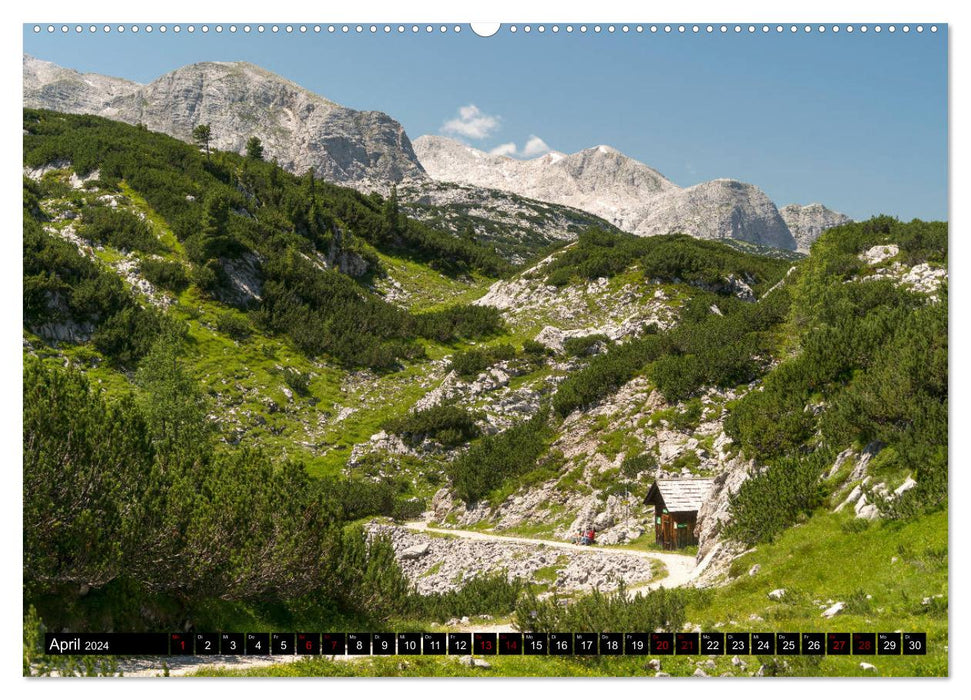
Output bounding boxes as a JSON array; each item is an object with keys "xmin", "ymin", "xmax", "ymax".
[{"xmin": 401, "ymin": 521, "xmax": 698, "ymax": 593}]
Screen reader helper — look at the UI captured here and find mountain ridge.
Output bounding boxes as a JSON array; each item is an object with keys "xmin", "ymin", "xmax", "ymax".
[
  {"xmin": 414, "ymin": 134, "xmax": 810, "ymax": 250},
  {"xmin": 23, "ymin": 54, "xmax": 427, "ymax": 185},
  {"xmin": 24, "ymin": 55, "xmax": 851, "ymax": 252}
]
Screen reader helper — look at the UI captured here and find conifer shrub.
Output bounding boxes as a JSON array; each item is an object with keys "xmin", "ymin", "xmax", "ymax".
[
  {"xmin": 515, "ymin": 583, "xmax": 689, "ymax": 633},
  {"xmin": 384, "ymin": 404, "xmax": 481, "ymax": 447}
]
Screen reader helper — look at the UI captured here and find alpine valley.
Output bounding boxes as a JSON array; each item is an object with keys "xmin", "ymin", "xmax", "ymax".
[{"xmin": 22, "ymin": 56, "xmax": 947, "ymax": 678}]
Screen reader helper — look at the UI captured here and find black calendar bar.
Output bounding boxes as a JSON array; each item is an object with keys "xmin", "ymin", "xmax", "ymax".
[{"xmin": 41, "ymin": 632, "xmax": 928, "ymax": 656}]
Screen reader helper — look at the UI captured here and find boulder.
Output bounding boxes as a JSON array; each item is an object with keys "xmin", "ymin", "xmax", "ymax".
[
  {"xmin": 895, "ymin": 476, "xmax": 917, "ymax": 497},
  {"xmin": 861, "ymin": 244, "xmax": 899, "ymax": 265},
  {"xmin": 822, "ymin": 602, "xmax": 846, "ymax": 619},
  {"xmin": 400, "ymin": 543, "xmax": 430, "ymax": 560},
  {"xmin": 459, "ymin": 655, "xmax": 491, "ymax": 669},
  {"xmin": 767, "ymin": 588, "xmax": 786, "ymax": 601}
]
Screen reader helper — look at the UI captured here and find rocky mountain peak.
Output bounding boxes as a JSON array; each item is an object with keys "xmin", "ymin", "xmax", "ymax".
[
  {"xmin": 413, "ymin": 135, "xmax": 678, "ymax": 234},
  {"xmin": 780, "ymin": 203, "xmax": 853, "ymax": 252},
  {"xmin": 23, "ymin": 54, "xmax": 426, "ymax": 186},
  {"xmin": 633, "ymin": 179, "xmax": 796, "ymax": 250}
]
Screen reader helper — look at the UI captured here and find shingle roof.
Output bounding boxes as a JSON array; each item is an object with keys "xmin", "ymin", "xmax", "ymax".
[{"xmin": 643, "ymin": 478, "xmax": 715, "ymax": 513}]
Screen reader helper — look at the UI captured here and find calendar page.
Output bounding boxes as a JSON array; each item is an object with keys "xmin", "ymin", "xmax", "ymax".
[{"xmin": 21, "ymin": 17, "xmax": 948, "ymax": 680}]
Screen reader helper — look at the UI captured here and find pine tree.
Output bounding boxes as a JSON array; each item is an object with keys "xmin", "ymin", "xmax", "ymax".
[
  {"xmin": 381, "ymin": 184, "xmax": 401, "ymax": 243},
  {"xmin": 245, "ymin": 136, "xmax": 264, "ymax": 160},
  {"xmin": 134, "ymin": 327, "xmax": 213, "ymax": 468},
  {"xmin": 200, "ymin": 192, "xmax": 229, "ymax": 240},
  {"xmin": 192, "ymin": 123, "xmax": 212, "ymax": 160}
]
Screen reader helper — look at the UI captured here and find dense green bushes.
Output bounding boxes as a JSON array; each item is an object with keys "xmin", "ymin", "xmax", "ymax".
[
  {"xmin": 649, "ymin": 288, "xmax": 791, "ymax": 402},
  {"xmin": 79, "ymin": 206, "xmax": 164, "ymax": 253},
  {"xmin": 385, "ymin": 404, "xmax": 481, "ymax": 447},
  {"xmin": 259, "ymin": 251, "xmax": 412, "ymax": 368},
  {"xmin": 91, "ymin": 305, "xmax": 166, "ymax": 368},
  {"xmin": 449, "ymin": 344, "xmax": 517, "ymax": 378},
  {"xmin": 139, "ymin": 258, "xmax": 189, "ymax": 292},
  {"xmin": 215, "ymin": 310, "xmax": 252, "ymax": 341},
  {"xmin": 515, "ymin": 583, "xmax": 689, "ymax": 633},
  {"xmin": 563, "ymin": 333, "xmax": 612, "ymax": 357},
  {"xmin": 542, "ymin": 229, "xmax": 790, "ymax": 295},
  {"xmin": 259, "ymin": 252, "xmax": 503, "ymax": 369},
  {"xmin": 24, "ymin": 361, "xmax": 157, "ymax": 591},
  {"xmin": 723, "ymin": 453, "xmax": 830, "ymax": 545},
  {"xmin": 24, "ymin": 342, "xmax": 340, "ymax": 603},
  {"xmin": 553, "ymin": 334, "xmax": 666, "ymax": 416},
  {"xmin": 404, "ymin": 572, "xmax": 525, "ymax": 621},
  {"xmin": 727, "ymin": 219, "xmax": 946, "ymax": 458},
  {"xmin": 805, "ymin": 214, "xmax": 946, "ymax": 265},
  {"xmin": 447, "ymin": 411, "xmax": 553, "ymax": 502},
  {"xmin": 318, "ymin": 478, "xmax": 422, "ymax": 523},
  {"xmin": 414, "ymin": 305, "xmax": 504, "ymax": 344}
]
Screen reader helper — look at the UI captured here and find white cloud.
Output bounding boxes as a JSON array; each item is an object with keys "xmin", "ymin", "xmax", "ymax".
[
  {"xmin": 487, "ymin": 135, "xmax": 552, "ymax": 159},
  {"xmin": 489, "ymin": 142, "xmax": 518, "ymax": 157},
  {"xmin": 522, "ymin": 135, "xmax": 551, "ymax": 157},
  {"xmin": 441, "ymin": 104, "xmax": 501, "ymax": 140}
]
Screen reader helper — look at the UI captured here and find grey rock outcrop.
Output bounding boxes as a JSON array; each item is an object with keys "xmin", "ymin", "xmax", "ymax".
[
  {"xmin": 635, "ymin": 179, "xmax": 796, "ymax": 249},
  {"xmin": 779, "ymin": 203, "xmax": 852, "ymax": 252},
  {"xmin": 24, "ymin": 55, "xmax": 426, "ymax": 186},
  {"xmin": 694, "ymin": 453, "xmax": 756, "ymax": 562}
]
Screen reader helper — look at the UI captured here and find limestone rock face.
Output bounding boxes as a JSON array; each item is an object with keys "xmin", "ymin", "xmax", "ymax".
[
  {"xmin": 23, "ymin": 55, "xmax": 426, "ymax": 186},
  {"xmin": 22, "ymin": 55, "xmax": 138, "ymax": 113},
  {"xmin": 694, "ymin": 453, "xmax": 756, "ymax": 561},
  {"xmin": 634, "ymin": 179, "xmax": 796, "ymax": 249},
  {"xmin": 779, "ymin": 203, "xmax": 852, "ymax": 252},
  {"xmin": 414, "ymin": 136, "xmax": 676, "ymax": 233},
  {"xmin": 415, "ymin": 135, "xmax": 798, "ymax": 250}
]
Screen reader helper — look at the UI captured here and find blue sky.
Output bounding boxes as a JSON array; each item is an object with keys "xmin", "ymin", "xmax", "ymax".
[{"xmin": 23, "ymin": 24, "xmax": 948, "ymax": 221}]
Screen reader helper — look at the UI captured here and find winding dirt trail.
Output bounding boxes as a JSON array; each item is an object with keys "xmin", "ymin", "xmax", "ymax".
[{"xmin": 401, "ymin": 521, "xmax": 698, "ymax": 593}]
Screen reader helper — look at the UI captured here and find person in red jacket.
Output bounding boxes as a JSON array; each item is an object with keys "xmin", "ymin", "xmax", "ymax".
[{"xmin": 586, "ymin": 528, "xmax": 596, "ymax": 545}]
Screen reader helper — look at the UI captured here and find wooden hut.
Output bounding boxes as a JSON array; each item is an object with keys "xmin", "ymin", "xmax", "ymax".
[{"xmin": 643, "ymin": 478, "xmax": 714, "ymax": 549}]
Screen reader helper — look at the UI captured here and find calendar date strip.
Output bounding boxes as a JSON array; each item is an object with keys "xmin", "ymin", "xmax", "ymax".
[{"xmin": 44, "ymin": 631, "xmax": 927, "ymax": 656}]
